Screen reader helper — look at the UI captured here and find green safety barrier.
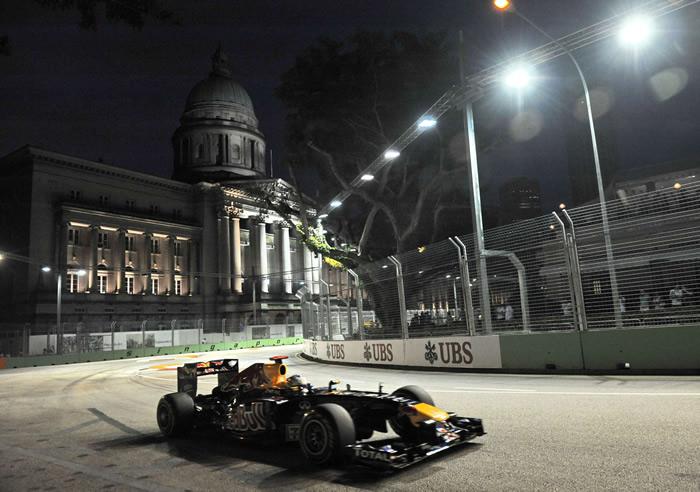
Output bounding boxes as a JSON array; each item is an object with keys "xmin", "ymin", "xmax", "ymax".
[{"xmin": 1, "ymin": 337, "xmax": 304, "ymax": 369}]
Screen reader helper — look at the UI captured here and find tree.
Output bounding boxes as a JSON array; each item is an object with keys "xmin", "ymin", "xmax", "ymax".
[
  {"xmin": 276, "ymin": 31, "xmax": 499, "ymax": 260},
  {"xmin": 34, "ymin": 0, "xmax": 179, "ymax": 30}
]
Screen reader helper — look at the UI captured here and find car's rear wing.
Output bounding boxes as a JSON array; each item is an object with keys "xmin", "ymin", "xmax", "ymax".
[{"xmin": 177, "ymin": 359, "xmax": 239, "ymax": 397}]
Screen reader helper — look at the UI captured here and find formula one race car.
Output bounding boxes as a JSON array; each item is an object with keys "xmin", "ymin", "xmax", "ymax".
[{"xmin": 156, "ymin": 356, "xmax": 485, "ymax": 469}]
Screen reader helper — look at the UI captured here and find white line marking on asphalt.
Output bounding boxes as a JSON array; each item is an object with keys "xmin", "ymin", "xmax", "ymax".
[
  {"xmin": 432, "ymin": 389, "xmax": 700, "ymax": 396},
  {"xmin": 456, "ymin": 387, "xmax": 537, "ymax": 392}
]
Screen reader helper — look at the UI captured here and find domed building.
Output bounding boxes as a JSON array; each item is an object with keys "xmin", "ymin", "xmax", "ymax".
[
  {"xmin": 0, "ymin": 47, "xmax": 328, "ymax": 357},
  {"xmin": 173, "ymin": 46, "xmax": 267, "ymax": 183}
]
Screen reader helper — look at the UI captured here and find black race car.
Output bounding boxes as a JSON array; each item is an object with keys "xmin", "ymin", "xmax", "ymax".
[{"xmin": 156, "ymin": 355, "xmax": 485, "ymax": 469}]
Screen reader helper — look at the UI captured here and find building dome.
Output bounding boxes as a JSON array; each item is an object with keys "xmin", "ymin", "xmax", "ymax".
[
  {"xmin": 173, "ymin": 46, "xmax": 266, "ymax": 183},
  {"xmin": 185, "ymin": 76, "xmax": 254, "ymax": 113}
]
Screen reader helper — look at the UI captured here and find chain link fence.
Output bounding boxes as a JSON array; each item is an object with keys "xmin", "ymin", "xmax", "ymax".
[{"xmin": 301, "ymin": 182, "xmax": 700, "ymax": 340}]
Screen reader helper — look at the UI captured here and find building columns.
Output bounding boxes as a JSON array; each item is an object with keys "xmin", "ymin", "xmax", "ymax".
[
  {"xmin": 144, "ymin": 232, "xmax": 152, "ymax": 294},
  {"xmin": 188, "ymin": 239, "xmax": 197, "ymax": 295},
  {"xmin": 117, "ymin": 228, "xmax": 126, "ymax": 293},
  {"xmin": 168, "ymin": 235, "xmax": 176, "ymax": 295},
  {"xmin": 89, "ymin": 225, "xmax": 99, "ymax": 292},
  {"xmin": 231, "ymin": 216, "xmax": 243, "ymax": 293},
  {"xmin": 218, "ymin": 213, "xmax": 231, "ymax": 293},
  {"xmin": 303, "ymin": 245, "xmax": 314, "ymax": 294},
  {"xmin": 257, "ymin": 220, "xmax": 269, "ymax": 293},
  {"xmin": 280, "ymin": 223, "xmax": 292, "ymax": 294}
]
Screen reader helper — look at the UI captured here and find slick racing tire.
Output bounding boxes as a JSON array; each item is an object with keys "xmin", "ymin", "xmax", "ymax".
[
  {"xmin": 299, "ymin": 403, "xmax": 355, "ymax": 466},
  {"xmin": 157, "ymin": 392, "xmax": 195, "ymax": 437},
  {"xmin": 389, "ymin": 385, "xmax": 435, "ymax": 442}
]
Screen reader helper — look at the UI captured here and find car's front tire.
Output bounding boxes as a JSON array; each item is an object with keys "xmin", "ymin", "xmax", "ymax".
[
  {"xmin": 389, "ymin": 385, "xmax": 434, "ymax": 442},
  {"xmin": 157, "ymin": 392, "xmax": 195, "ymax": 437},
  {"xmin": 299, "ymin": 403, "xmax": 355, "ymax": 466}
]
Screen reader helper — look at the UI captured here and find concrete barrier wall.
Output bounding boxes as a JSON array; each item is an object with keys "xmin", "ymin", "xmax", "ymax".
[
  {"xmin": 303, "ymin": 336, "xmax": 503, "ymax": 369},
  {"xmin": 304, "ymin": 326, "xmax": 699, "ymax": 373},
  {"xmin": 1, "ymin": 337, "xmax": 303, "ymax": 369}
]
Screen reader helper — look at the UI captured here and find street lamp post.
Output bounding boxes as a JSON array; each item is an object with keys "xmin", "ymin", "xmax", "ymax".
[
  {"xmin": 495, "ymin": 1, "xmax": 622, "ymax": 329},
  {"xmin": 459, "ymin": 30, "xmax": 493, "ymax": 333}
]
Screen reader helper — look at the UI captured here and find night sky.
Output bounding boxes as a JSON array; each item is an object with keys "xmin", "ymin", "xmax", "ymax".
[{"xmin": 2, "ymin": 1, "xmax": 700, "ymax": 211}]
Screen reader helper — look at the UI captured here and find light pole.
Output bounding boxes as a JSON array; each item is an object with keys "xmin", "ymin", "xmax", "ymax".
[
  {"xmin": 459, "ymin": 30, "xmax": 493, "ymax": 333},
  {"xmin": 494, "ymin": 0, "xmax": 624, "ymax": 328}
]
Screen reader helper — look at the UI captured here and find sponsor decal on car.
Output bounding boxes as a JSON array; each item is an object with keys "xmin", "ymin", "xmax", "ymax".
[
  {"xmin": 229, "ymin": 401, "xmax": 273, "ymax": 432},
  {"xmin": 354, "ymin": 448, "xmax": 391, "ymax": 462}
]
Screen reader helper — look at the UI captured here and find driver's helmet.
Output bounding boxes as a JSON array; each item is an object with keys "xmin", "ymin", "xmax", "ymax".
[{"xmin": 287, "ymin": 374, "xmax": 307, "ymax": 387}]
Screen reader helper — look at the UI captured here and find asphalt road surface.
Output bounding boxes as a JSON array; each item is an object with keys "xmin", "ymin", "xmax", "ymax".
[{"xmin": 1, "ymin": 345, "xmax": 699, "ymax": 491}]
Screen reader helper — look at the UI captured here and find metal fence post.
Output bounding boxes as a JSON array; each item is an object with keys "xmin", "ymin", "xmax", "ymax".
[
  {"xmin": 552, "ymin": 212, "xmax": 580, "ymax": 330},
  {"xmin": 562, "ymin": 210, "xmax": 588, "ymax": 331},
  {"xmin": 450, "ymin": 237, "xmax": 476, "ymax": 336},
  {"xmin": 388, "ymin": 256, "xmax": 409, "ymax": 339},
  {"xmin": 348, "ymin": 269, "xmax": 364, "ymax": 340}
]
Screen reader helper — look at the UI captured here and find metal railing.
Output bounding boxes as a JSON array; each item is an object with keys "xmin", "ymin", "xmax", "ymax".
[{"xmin": 301, "ymin": 182, "xmax": 700, "ymax": 340}]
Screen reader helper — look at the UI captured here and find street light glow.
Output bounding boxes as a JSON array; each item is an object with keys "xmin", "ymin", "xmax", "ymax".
[
  {"xmin": 559, "ymin": 203, "xmax": 566, "ymax": 210},
  {"xmin": 330, "ymin": 200, "xmax": 342, "ymax": 208},
  {"xmin": 493, "ymin": 0, "xmax": 511, "ymax": 10},
  {"xmin": 504, "ymin": 66, "xmax": 531, "ymax": 88},
  {"xmin": 619, "ymin": 15, "xmax": 654, "ymax": 46},
  {"xmin": 418, "ymin": 117, "xmax": 437, "ymax": 129},
  {"xmin": 360, "ymin": 174, "xmax": 374, "ymax": 181},
  {"xmin": 41, "ymin": 266, "xmax": 51, "ymax": 272},
  {"xmin": 384, "ymin": 149, "xmax": 400, "ymax": 160}
]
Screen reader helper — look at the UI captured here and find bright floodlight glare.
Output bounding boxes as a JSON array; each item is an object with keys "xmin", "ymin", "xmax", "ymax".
[
  {"xmin": 493, "ymin": 0, "xmax": 511, "ymax": 10},
  {"xmin": 504, "ymin": 67, "xmax": 531, "ymax": 88},
  {"xmin": 384, "ymin": 149, "xmax": 400, "ymax": 160},
  {"xmin": 330, "ymin": 200, "xmax": 342, "ymax": 208},
  {"xmin": 319, "ymin": 213, "xmax": 328, "ymax": 218},
  {"xmin": 76, "ymin": 269, "xmax": 87, "ymax": 276},
  {"xmin": 619, "ymin": 15, "xmax": 654, "ymax": 46},
  {"xmin": 418, "ymin": 118, "xmax": 437, "ymax": 129},
  {"xmin": 41, "ymin": 266, "xmax": 51, "ymax": 272},
  {"xmin": 0, "ymin": 253, "xmax": 4, "ymax": 261},
  {"xmin": 360, "ymin": 174, "xmax": 374, "ymax": 181}
]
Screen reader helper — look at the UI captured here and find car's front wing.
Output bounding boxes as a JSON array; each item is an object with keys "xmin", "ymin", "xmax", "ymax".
[{"xmin": 345, "ymin": 416, "xmax": 485, "ymax": 469}]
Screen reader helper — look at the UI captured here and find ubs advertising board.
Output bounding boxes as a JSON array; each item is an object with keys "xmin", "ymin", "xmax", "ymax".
[{"xmin": 303, "ymin": 336, "xmax": 502, "ymax": 369}]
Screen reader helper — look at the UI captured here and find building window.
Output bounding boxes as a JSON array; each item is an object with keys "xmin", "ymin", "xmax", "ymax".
[
  {"xmin": 126, "ymin": 276, "xmax": 134, "ymax": 294},
  {"xmin": 266, "ymin": 233, "xmax": 275, "ymax": 250},
  {"xmin": 197, "ymin": 143, "xmax": 204, "ymax": 159},
  {"xmin": 99, "ymin": 195, "xmax": 109, "ymax": 206},
  {"xmin": 125, "ymin": 236, "xmax": 134, "ymax": 251},
  {"xmin": 69, "ymin": 190, "xmax": 82, "ymax": 201},
  {"xmin": 68, "ymin": 229, "xmax": 80, "ymax": 245},
  {"xmin": 149, "ymin": 204, "xmax": 160, "ymax": 214},
  {"xmin": 174, "ymin": 241, "xmax": 182, "ymax": 256},
  {"xmin": 240, "ymin": 229, "xmax": 250, "ymax": 246},
  {"xmin": 150, "ymin": 239, "xmax": 160, "ymax": 254},
  {"xmin": 151, "ymin": 277, "xmax": 159, "ymax": 295},
  {"xmin": 173, "ymin": 209, "xmax": 182, "ymax": 219},
  {"xmin": 175, "ymin": 278, "xmax": 182, "ymax": 296},
  {"xmin": 126, "ymin": 200, "xmax": 135, "ymax": 210},
  {"xmin": 249, "ymin": 140, "xmax": 256, "ymax": 167},
  {"xmin": 98, "ymin": 274, "xmax": 107, "ymax": 294},
  {"xmin": 97, "ymin": 232, "xmax": 110, "ymax": 248},
  {"xmin": 232, "ymin": 144, "xmax": 241, "ymax": 161},
  {"xmin": 67, "ymin": 273, "xmax": 79, "ymax": 293},
  {"xmin": 289, "ymin": 238, "xmax": 297, "ymax": 253}
]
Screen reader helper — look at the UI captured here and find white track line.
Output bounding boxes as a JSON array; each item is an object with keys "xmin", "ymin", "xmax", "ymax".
[{"xmin": 433, "ymin": 389, "xmax": 700, "ymax": 396}]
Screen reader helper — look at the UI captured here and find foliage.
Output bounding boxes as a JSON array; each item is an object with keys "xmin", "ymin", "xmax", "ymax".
[
  {"xmin": 277, "ymin": 31, "xmax": 499, "ymax": 258},
  {"xmin": 33, "ymin": 0, "xmax": 179, "ymax": 30}
]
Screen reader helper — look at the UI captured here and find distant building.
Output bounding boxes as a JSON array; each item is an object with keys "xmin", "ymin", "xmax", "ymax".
[
  {"xmin": 498, "ymin": 177, "xmax": 542, "ymax": 225},
  {"xmin": 610, "ymin": 158, "xmax": 700, "ymax": 201},
  {"xmin": 0, "ymin": 47, "xmax": 323, "ymax": 346}
]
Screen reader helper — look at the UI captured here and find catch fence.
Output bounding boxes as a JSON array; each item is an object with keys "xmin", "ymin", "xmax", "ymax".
[{"xmin": 300, "ymin": 182, "xmax": 700, "ymax": 340}]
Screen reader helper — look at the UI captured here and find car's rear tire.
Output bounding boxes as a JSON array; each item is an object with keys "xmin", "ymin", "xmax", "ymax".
[
  {"xmin": 389, "ymin": 385, "xmax": 434, "ymax": 442},
  {"xmin": 299, "ymin": 403, "xmax": 355, "ymax": 466},
  {"xmin": 157, "ymin": 392, "xmax": 195, "ymax": 437}
]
